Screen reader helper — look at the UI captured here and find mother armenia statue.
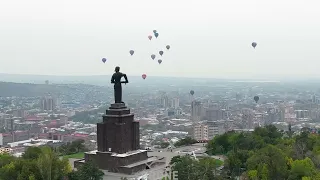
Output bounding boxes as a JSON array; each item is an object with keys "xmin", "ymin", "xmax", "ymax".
[{"xmin": 111, "ymin": 66, "xmax": 129, "ymax": 104}]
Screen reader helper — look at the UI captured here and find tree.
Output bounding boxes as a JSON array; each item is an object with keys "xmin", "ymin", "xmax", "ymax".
[
  {"xmin": 174, "ymin": 137, "xmax": 197, "ymax": 147},
  {"xmin": 0, "ymin": 162, "xmax": 18, "ymax": 180},
  {"xmin": 170, "ymin": 156, "xmax": 182, "ymax": 165},
  {"xmin": 288, "ymin": 157, "xmax": 317, "ymax": 180},
  {"xmin": 247, "ymin": 145, "xmax": 288, "ymax": 180},
  {"xmin": 253, "ymin": 125, "xmax": 282, "ymax": 145},
  {"xmin": 160, "ymin": 142, "xmax": 170, "ymax": 148},
  {"xmin": 170, "ymin": 155, "xmax": 221, "ymax": 180},
  {"xmin": 16, "ymin": 159, "xmax": 42, "ymax": 180},
  {"xmin": 247, "ymin": 170, "xmax": 258, "ymax": 180},
  {"xmin": 167, "ymin": 125, "xmax": 320, "ymax": 180},
  {"xmin": 22, "ymin": 147, "xmax": 43, "ymax": 160},
  {"xmin": 198, "ymin": 157, "xmax": 220, "ymax": 180},
  {"xmin": 260, "ymin": 164, "xmax": 269, "ymax": 180},
  {"xmin": 207, "ymin": 132, "xmax": 234, "ymax": 154},
  {"xmin": 302, "ymin": 177, "xmax": 312, "ymax": 180},
  {"xmin": 0, "ymin": 153, "xmax": 16, "ymax": 167},
  {"xmin": 70, "ymin": 139, "xmax": 86, "ymax": 153},
  {"xmin": 0, "ymin": 146, "xmax": 71, "ymax": 180},
  {"xmin": 58, "ymin": 140, "xmax": 87, "ymax": 156},
  {"xmin": 171, "ymin": 156, "xmax": 201, "ymax": 180},
  {"xmin": 68, "ymin": 161, "xmax": 104, "ymax": 180},
  {"xmin": 28, "ymin": 175, "xmax": 36, "ymax": 180},
  {"xmin": 225, "ymin": 150, "xmax": 241, "ymax": 177}
]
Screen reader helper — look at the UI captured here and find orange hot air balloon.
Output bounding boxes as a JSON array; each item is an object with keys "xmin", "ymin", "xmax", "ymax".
[{"xmin": 142, "ymin": 74, "xmax": 147, "ymax": 79}]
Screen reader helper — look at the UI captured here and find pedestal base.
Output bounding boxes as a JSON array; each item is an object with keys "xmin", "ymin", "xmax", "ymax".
[
  {"xmin": 74, "ymin": 150, "xmax": 166, "ymax": 175},
  {"xmin": 110, "ymin": 103, "xmax": 127, "ymax": 109}
]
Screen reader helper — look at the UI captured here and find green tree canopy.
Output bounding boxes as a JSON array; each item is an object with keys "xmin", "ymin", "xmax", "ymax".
[{"xmin": 68, "ymin": 161, "xmax": 104, "ymax": 180}]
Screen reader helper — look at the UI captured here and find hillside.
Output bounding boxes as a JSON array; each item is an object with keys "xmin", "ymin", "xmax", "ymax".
[{"xmin": 0, "ymin": 81, "xmax": 104, "ymax": 97}]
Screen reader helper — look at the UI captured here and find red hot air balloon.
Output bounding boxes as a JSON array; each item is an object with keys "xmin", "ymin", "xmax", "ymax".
[
  {"xmin": 148, "ymin": 35, "xmax": 152, "ymax": 40},
  {"xmin": 142, "ymin": 74, "xmax": 147, "ymax": 79}
]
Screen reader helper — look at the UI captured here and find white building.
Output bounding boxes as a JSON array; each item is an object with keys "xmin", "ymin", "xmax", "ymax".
[
  {"xmin": 193, "ymin": 123, "xmax": 208, "ymax": 141},
  {"xmin": 207, "ymin": 120, "xmax": 235, "ymax": 139}
]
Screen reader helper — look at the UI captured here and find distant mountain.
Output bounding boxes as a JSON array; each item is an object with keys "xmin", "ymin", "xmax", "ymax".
[
  {"xmin": 0, "ymin": 73, "xmax": 233, "ymax": 86},
  {"xmin": 1, "ymin": 73, "xmax": 320, "ymax": 88},
  {"xmin": 0, "ymin": 82, "xmax": 74, "ymax": 97}
]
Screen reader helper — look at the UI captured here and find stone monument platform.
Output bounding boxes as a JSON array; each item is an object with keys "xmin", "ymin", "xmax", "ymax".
[{"xmin": 74, "ymin": 103, "xmax": 165, "ymax": 175}]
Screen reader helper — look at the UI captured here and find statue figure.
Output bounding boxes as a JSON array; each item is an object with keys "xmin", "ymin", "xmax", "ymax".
[{"xmin": 111, "ymin": 66, "xmax": 128, "ymax": 103}]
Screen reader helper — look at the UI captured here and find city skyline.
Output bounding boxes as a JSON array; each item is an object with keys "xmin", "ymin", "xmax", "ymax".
[{"xmin": 0, "ymin": 0, "xmax": 320, "ymax": 78}]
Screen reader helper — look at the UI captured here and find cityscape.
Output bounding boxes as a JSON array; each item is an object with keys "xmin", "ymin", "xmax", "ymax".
[
  {"xmin": 1, "ymin": 75, "xmax": 320, "ymax": 179},
  {"xmin": 1, "ymin": 0, "xmax": 320, "ymax": 179}
]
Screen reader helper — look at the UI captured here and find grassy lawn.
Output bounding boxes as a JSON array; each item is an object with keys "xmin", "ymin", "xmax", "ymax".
[
  {"xmin": 62, "ymin": 152, "xmax": 85, "ymax": 159},
  {"xmin": 214, "ymin": 159, "xmax": 224, "ymax": 166}
]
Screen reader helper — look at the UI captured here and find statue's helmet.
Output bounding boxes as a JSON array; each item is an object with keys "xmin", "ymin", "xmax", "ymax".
[{"xmin": 115, "ymin": 66, "xmax": 120, "ymax": 72}]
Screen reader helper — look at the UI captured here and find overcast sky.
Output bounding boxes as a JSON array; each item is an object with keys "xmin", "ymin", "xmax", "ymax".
[{"xmin": 0, "ymin": 0, "xmax": 319, "ymax": 79}]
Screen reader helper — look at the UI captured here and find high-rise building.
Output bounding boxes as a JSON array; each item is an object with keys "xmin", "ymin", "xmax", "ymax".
[
  {"xmin": 242, "ymin": 108, "xmax": 254, "ymax": 129},
  {"xmin": 295, "ymin": 110, "xmax": 310, "ymax": 121},
  {"xmin": 161, "ymin": 95, "xmax": 169, "ymax": 108},
  {"xmin": 206, "ymin": 109, "xmax": 223, "ymax": 121},
  {"xmin": 171, "ymin": 98, "xmax": 180, "ymax": 109},
  {"xmin": 40, "ymin": 96, "xmax": 56, "ymax": 111},
  {"xmin": 191, "ymin": 100, "xmax": 203, "ymax": 122},
  {"xmin": 265, "ymin": 108, "xmax": 277, "ymax": 125},
  {"xmin": 236, "ymin": 93, "xmax": 242, "ymax": 101}
]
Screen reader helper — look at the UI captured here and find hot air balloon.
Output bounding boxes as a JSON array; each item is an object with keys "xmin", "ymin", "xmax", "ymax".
[
  {"xmin": 129, "ymin": 50, "xmax": 134, "ymax": 56},
  {"xmin": 151, "ymin": 54, "xmax": 156, "ymax": 60},
  {"xmin": 153, "ymin": 30, "xmax": 157, "ymax": 33},
  {"xmin": 158, "ymin": 59, "xmax": 162, "ymax": 64},
  {"xmin": 166, "ymin": 45, "xmax": 170, "ymax": 50},
  {"xmin": 102, "ymin": 58, "xmax": 107, "ymax": 63},
  {"xmin": 254, "ymin": 96, "xmax": 259, "ymax": 103},
  {"xmin": 252, "ymin": 42, "xmax": 257, "ymax": 48},
  {"xmin": 159, "ymin": 51, "xmax": 164, "ymax": 56},
  {"xmin": 142, "ymin": 74, "xmax": 147, "ymax": 79},
  {"xmin": 190, "ymin": 90, "xmax": 195, "ymax": 96},
  {"xmin": 148, "ymin": 35, "xmax": 152, "ymax": 40},
  {"xmin": 154, "ymin": 32, "xmax": 159, "ymax": 38}
]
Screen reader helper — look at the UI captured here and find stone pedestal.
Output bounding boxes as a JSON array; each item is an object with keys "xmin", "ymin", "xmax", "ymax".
[
  {"xmin": 74, "ymin": 103, "xmax": 165, "ymax": 175},
  {"xmin": 97, "ymin": 103, "xmax": 139, "ymax": 153}
]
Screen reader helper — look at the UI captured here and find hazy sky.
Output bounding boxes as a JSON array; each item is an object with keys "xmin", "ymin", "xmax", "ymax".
[{"xmin": 0, "ymin": 0, "xmax": 319, "ymax": 79}]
